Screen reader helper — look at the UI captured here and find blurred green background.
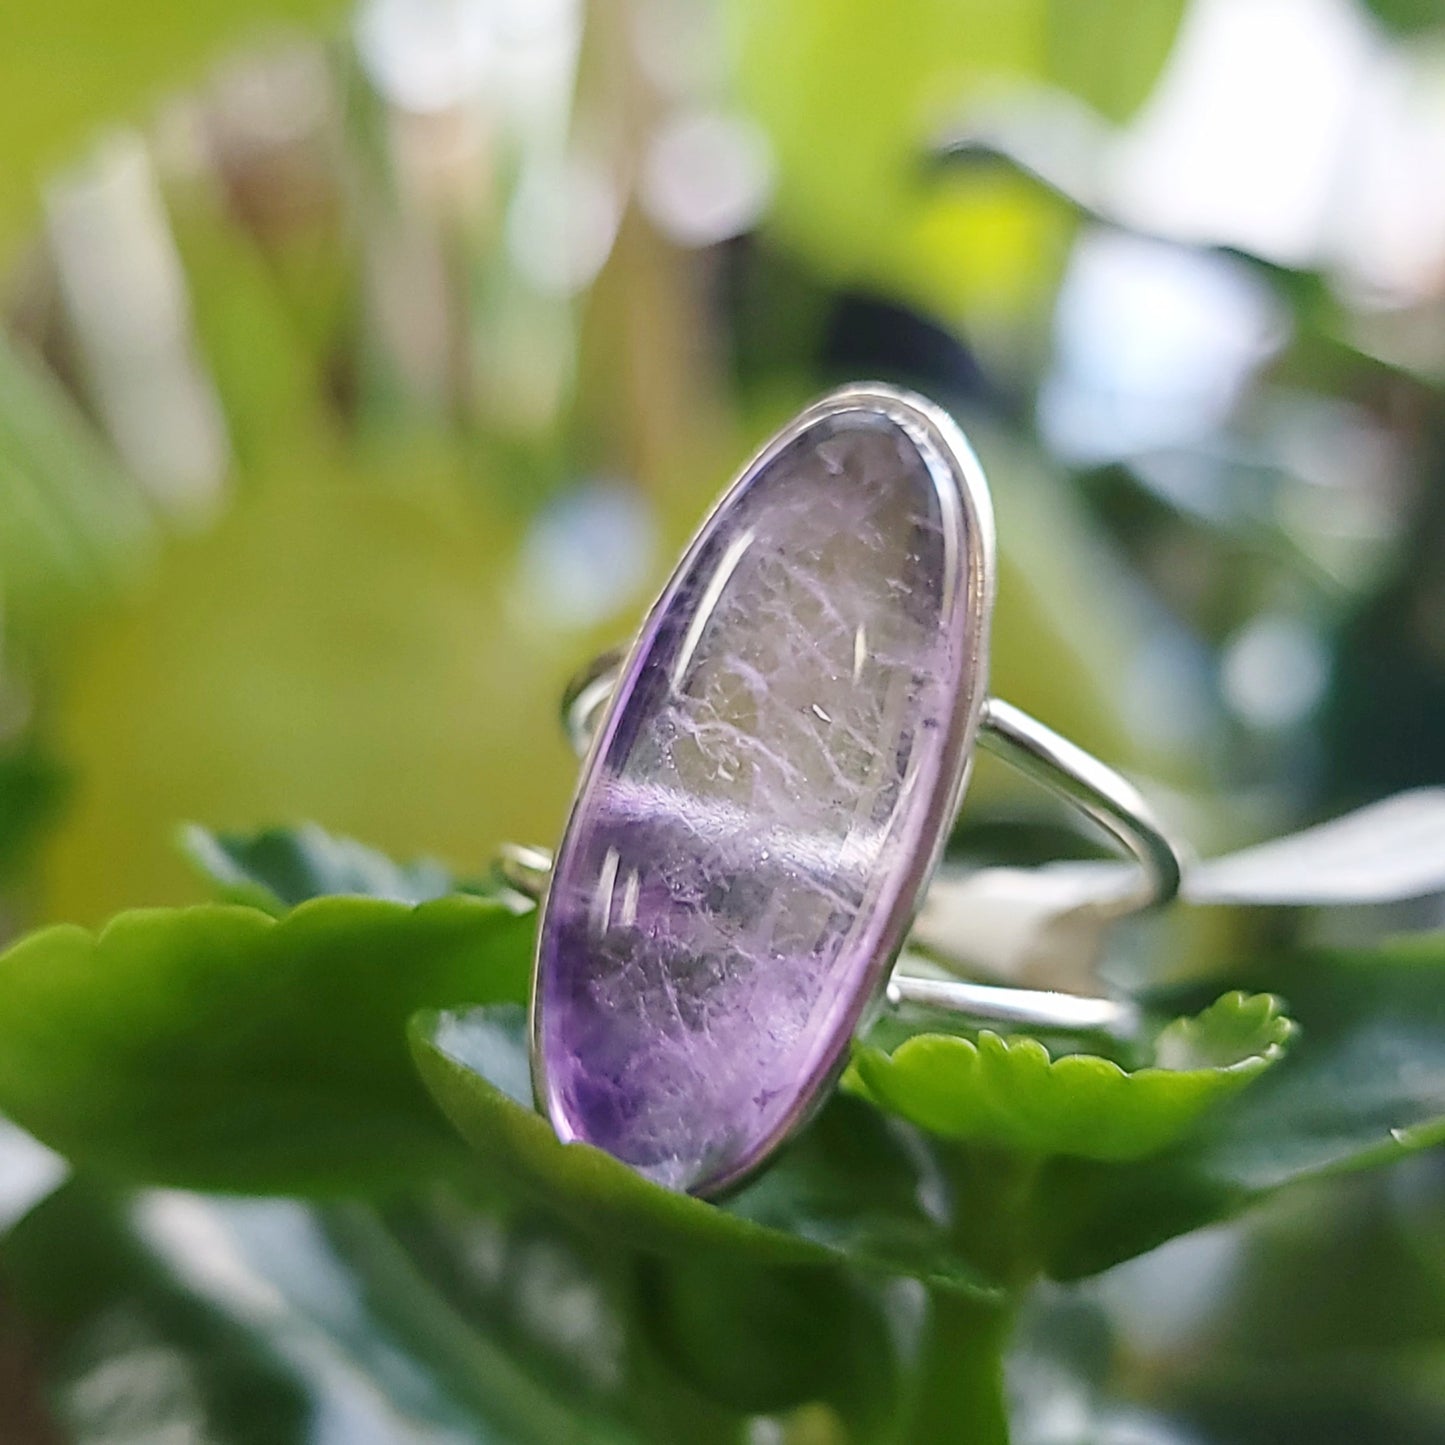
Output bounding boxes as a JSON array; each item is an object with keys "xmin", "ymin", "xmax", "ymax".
[{"xmin": 2, "ymin": 0, "xmax": 1445, "ymax": 1441}]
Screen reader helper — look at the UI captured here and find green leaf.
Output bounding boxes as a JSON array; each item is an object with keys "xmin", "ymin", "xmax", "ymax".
[
  {"xmin": 5, "ymin": 1184, "xmax": 311, "ymax": 1444},
  {"xmin": 181, "ymin": 821, "xmax": 468, "ymax": 915},
  {"xmin": 1045, "ymin": 0, "xmax": 1188, "ymax": 124},
  {"xmin": 412, "ymin": 1005, "xmax": 1000, "ymax": 1294},
  {"xmin": 1042, "ymin": 937, "xmax": 1445, "ymax": 1278},
  {"xmin": 729, "ymin": 0, "xmax": 1183, "ymax": 326},
  {"xmin": 1170, "ymin": 948, "xmax": 1445, "ymax": 1188},
  {"xmin": 1361, "ymin": 0, "xmax": 1445, "ymax": 35},
  {"xmin": 0, "ymin": 330, "xmax": 155, "ymax": 632},
  {"xmin": 163, "ymin": 178, "xmax": 345, "ymax": 475},
  {"xmin": 4, "ymin": 1181, "xmax": 643, "ymax": 1445},
  {"xmin": 0, "ymin": 894, "xmax": 532, "ymax": 1193},
  {"xmin": 730, "ymin": 0, "xmax": 1065, "ymax": 322},
  {"xmin": 0, "ymin": 2, "xmax": 348, "ymax": 266},
  {"xmin": 1145, "ymin": 1168, "xmax": 1445, "ymax": 1445},
  {"xmin": 38, "ymin": 443, "xmax": 579, "ymax": 929},
  {"xmin": 850, "ymin": 993, "xmax": 1293, "ymax": 1162},
  {"xmin": 635, "ymin": 1252, "xmax": 900, "ymax": 1427},
  {"xmin": 361, "ymin": 1194, "xmax": 751, "ymax": 1445},
  {"xmin": 414, "ymin": 950, "xmax": 1445, "ymax": 1291},
  {"xmin": 0, "ymin": 741, "xmax": 68, "ymax": 883}
]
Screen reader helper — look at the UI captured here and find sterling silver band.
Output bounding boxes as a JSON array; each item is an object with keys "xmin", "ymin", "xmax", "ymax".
[
  {"xmin": 975, "ymin": 697, "xmax": 1182, "ymax": 912},
  {"xmin": 887, "ymin": 969, "xmax": 1140, "ymax": 1037},
  {"xmin": 495, "ymin": 653, "xmax": 1182, "ymax": 1042},
  {"xmin": 560, "ymin": 651, "xmax": 1180, "ymax": 911},
  {"xmin": 498, "ymin": 835, "xmax": 1141, "ymax": 1038},
  {"xmin": 560, "ymin": 649, "xmax": 1179, "ymax": 916}
]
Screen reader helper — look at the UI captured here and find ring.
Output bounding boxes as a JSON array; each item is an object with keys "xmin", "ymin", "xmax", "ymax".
[{"xmin": 499, "ymin": 384, "xmax": 1183, "ymax": 1197}]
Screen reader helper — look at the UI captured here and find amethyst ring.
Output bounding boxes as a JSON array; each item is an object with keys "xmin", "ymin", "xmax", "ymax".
[{"xmin": 502, "ymin": 384, "xmax": 1182, "ymax": 1197}]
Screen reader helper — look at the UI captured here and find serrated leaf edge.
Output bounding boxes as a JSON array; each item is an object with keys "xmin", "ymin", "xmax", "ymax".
[{"xmin": 849, "ymin": 992, "xmax": 1296, "ymax": 1161}]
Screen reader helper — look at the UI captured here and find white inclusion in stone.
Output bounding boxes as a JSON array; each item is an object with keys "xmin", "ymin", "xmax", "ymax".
[{"xmin": 619, "ymin": 868, "xmax": 641, "ymax": 928}]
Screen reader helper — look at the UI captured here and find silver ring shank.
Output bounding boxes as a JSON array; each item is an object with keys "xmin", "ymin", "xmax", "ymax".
[
  {"xmin": 518, "ymin": 651, "xmax": 1183, "ymax": 1038},
  {"xmin": 560, "ymin": 654, "xmax": 1181, "ymax": 911},
  {"xmin": 977, "ymin": 697, "xmax": 1181, "ymax": 911},
  {"xmin": 887, "ymin": 972, "xmax": 1138, "ymax": 1037},
  {"xmin": 560, "ymin": 648, "xmax": 625, "ymax": 758}
]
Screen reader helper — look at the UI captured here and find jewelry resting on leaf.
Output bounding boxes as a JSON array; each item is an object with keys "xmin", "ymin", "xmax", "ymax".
[{"xmin": 498, "ymin": 384, "xmax": 1183, "ymax": 1198}]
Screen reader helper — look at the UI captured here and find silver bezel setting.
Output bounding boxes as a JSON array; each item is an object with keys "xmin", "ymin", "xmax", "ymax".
[{"xmin": 527, "ymin": 382, "xmax": 998, "ymax": 1198}]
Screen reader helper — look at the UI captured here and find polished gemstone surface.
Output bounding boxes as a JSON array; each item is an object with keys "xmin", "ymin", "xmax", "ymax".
[{"xmin": 535, "ymin": 396, "xmax": 984, "ymax": 1194}]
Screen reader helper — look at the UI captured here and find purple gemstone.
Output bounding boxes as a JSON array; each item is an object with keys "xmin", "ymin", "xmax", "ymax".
[{"xmin": 534, "ymin": 388, "xmax": 992, "ymax": 1194}]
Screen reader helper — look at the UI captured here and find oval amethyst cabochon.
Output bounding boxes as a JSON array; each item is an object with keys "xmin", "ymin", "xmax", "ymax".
[{"xmin": 533, "ymin": 386, "xmax": 995, "ymax": 1196}]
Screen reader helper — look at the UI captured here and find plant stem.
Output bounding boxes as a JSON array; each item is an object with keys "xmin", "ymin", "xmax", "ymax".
[
  {"xmin": 0, "ymin": 1285, "xmax": 64, "ymax": 1445},
  {"xmin": 903, "ymin": 1289, "xmax": 1014, "ymax": 1445}
]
